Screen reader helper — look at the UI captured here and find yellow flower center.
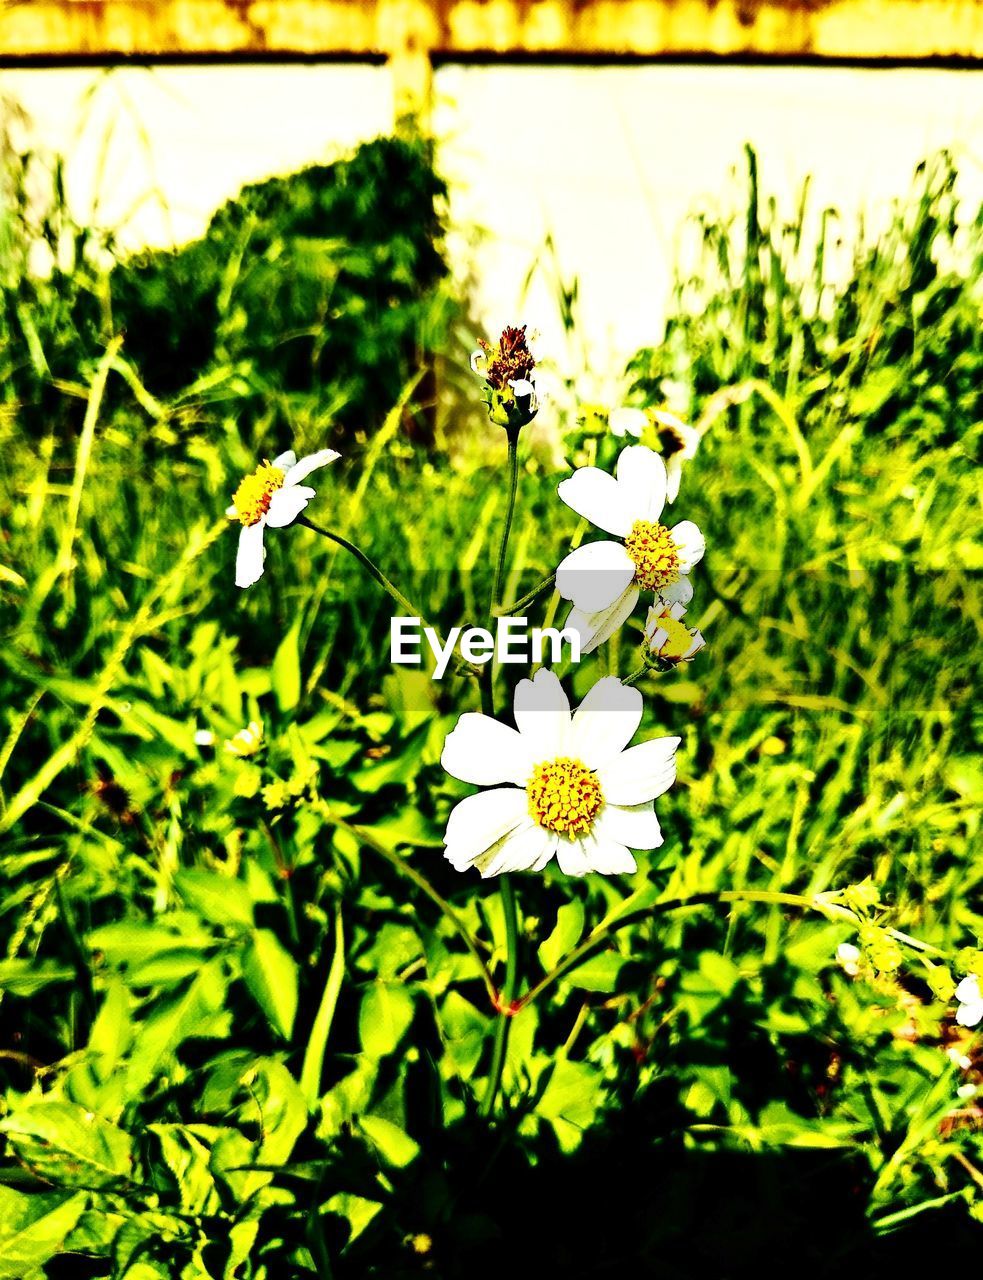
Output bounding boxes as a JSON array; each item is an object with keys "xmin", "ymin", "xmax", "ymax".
[
  {"xmin": 230, "ymin": 462, "xmax": 285, "ymax": 526},
  {"xmin": 624, "ymin": 519, "xmax": 680, "ymax": 592},
  {"xmin": 527, "ymin": 757, "xmax": 604, "ymax": 837},
  {"xmin": 650, "ymin": 608, "xmax": 696, "ymax": 660}
]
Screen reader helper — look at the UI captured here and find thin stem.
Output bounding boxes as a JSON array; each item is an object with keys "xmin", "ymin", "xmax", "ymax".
[
  {"xmin": 513, "ymin": 888, "xmax": 934, "ymax": 1013},
  {"xmin": 491, "ymin": 427, "xmax": 521, "ymax": 611},
  {"xmin": 493, "ymin": 571, "xmax": 556, "ymax": 618},
  {"xmin": 299, "ymin": 516, "xmax": 479, "ymax": 678},
  {"xmin": 327, "ymin": 812, "xmax": 498, "ymax": 1008},
  {"xmin": 263, "ymin": 819, "xmax": 300, "ymax": 947},
  {"xmin": 479, "ymin": 425, "xmax": 523, "ymax": 1120},
  {"xmin": 479, "ymin": 875, "xmax": 519, "ymax": 1118}
]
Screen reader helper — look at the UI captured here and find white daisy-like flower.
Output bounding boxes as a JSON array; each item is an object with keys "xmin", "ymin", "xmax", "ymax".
[
  {"xmin": 955, "ymin": 975, "xmax": 983, "ymax": 1027},
  {"xmin": 644, "ymin": 600, "xmax": 706, "ymax": 665},
  {"xmin": 227, "ymin": 448, "xmax": 340, "ymax": 588},
  {"xmin": 609, "ymin": 407, "xmax": 700, "ymax": 503},
  {"xmin": 440, "ymin": 668, "xmax": 679, "ymax": 879},
  {"xmin": 555, "ymin": 444, "xmax": 705, "ymax": 655}
]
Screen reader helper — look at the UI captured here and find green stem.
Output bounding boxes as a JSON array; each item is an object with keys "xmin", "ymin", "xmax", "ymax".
[
  {"xmin": 327, "ymin": 812, "xmax": 498, "ymax": 1008},
  {"xmin": 513, "ymin": 888, "xmax": 938, "ymax": 1012},
  {"xmin": 493, "ymin": 571, "xmax": 556, "ymax": 618},
  {"xmin": 479, "ymin": 425, "xmax": 523, "ymax": 1120},
  {"xmin": 491, "ymin": 427, "xmax": 521, "ymax": 611},
  {"xmin": 300, "ymin": 903, "xmax": 345, "ymax": 1108},
  {"xmin": 299, "ymin": 516, "xmax": 479, "ymax": 678},
  {"xmin": 479, "ymin": 875, "xmax": 519, "ymax": 1118}
]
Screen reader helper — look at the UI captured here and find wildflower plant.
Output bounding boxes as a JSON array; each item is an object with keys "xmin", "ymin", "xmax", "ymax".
[{"xmin": 223, "ymin": 324, "xmax": 981, "ymax": 1131}]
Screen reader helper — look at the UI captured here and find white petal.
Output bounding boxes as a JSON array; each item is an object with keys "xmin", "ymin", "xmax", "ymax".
[
  {"xmin": 285, "ymin": 448, "xmax": 341, "ymax": 486},
  {"xmin": 513, "ymin": 668, "xmax": 570, "ymax": 763},
  {"xmin": 557, "ymin": 466, "xmax": 634, "ymax": 538},
  {"xmin": 443, "ymin": 788, "xmax": 529, "ymax": 868},
  {"xmin": 670, "ymin": 520, "xmax": 706, "ymax": 572},
  {"xmin": 659, "ymin": 575, "xmax": 694, "ymax": 608},
  {"xmin": 441, "ymin": 713, "xmax": 533, "ymax": 787},
  {"xmin": 235, "ymin": 522, "xmax": 266, "ymax": 588},
  {"xmin": 272, "ymin": 450, "xmax": 297, "ymax": 470},
  {"xmin": 475, "ymin": 821, "xmax": 554, "ymax": 878},
  {"xmin": 955, "ymin": 975, "xmax": 981, "ymax": 1003},
  {"xmin": 957, "ymin": 1001, "xmax": 983, "ymax": 1028},
  {"xmin": 509, "ymin": 377, "xmax": 535, "ymax": 397},
  {"xmin": 556, "ymin": 540, "xmax": 636, "ymax": 613},
  {"xmin": 568, "ymin": 585, "xmax": 640, "ymax": 656},
  {"xmin": 580, "ymin": 832, "xmax": 637, "ymax": 875},
  {"xmin": 595, "ymin": 802, "xmax": 663, "ymax": 850},
  {"xmin": 555, "ymin": 838, "xmax": 593, "ymax": 878},
  {"xmin": 609, "ymin": 408, "xmax": 648, "ymax": 439},
  {"xmin": 615, "ymin": 445, "xmax": 667, "ymax": 524},
  {"xmin": 226, "ymin": 504, "xmax": 238, "ymax": 518},
  {"xmin": 470, "ymin": 349, "xmax": 486, "ymax": 373},
  {"xmin": 599, "ymin": 736, "xmax": 680, "ymax": 806},
  {"xmin": 569, "ymin": 677, "xmax": 643, "ymax": 770},
  {"xmin": 266, "ymin": 485, "xmax": 316, "ymax": 529},
  {"xmin": 665, "ymin": 454, "xmax": 682, "ymax": 504}
]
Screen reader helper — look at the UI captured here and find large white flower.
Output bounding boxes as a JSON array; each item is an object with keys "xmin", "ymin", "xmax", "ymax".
[
  {"xmin": 555, "ymin": 444, "xmax": 705, "ymax": 654},
  {"xmin": 440, "ymin": 668, "xmax": 679, "ymax": 878},
  {"xmin": 955, "ymin": 974, "xmax": 983, "ymax": 1027},
  {"xmin": 610, "ymin": 407, "xmax": 700, "ymax": 503},
  {"xmin": 227, "ymin": 448, "xmax": 340, "ymax": 588}
]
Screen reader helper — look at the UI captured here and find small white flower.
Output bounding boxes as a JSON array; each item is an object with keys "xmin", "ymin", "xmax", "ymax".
[
  {"xmin": 609, "ymin": 407, "xmax": 700, "ymax": 503},
  {"xmin": 955, "ymin": 974, "xmax": 983, "ymax": 1027},
  {"xmin": 224, "ymin": 720, "xmax": 264, "ymax": 758},
  {"xmin": 644, "ymin": 600, "xmax": 706, "ymax": 664},
  {"xmin": 836, "ymin": 942, "xmax": 862, "ymax": 976},
  {"xmin": 227, "ymin": 448, "xmax": 340, "ymax": 589},
  {"xmin": 555, "ymin": 444, "xmax": 705, "ymax": 654},
  {"xmin": 440, "ymin": 668, "xmax": 679, "ymax": 879},
  {"xmin": 193, "ymin": 729, "xmax": 216, "ymax": 748}
]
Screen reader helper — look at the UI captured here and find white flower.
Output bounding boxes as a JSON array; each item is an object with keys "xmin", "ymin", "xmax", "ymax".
[
  {"xmin": 836, "ymin": 942, "xmax": 862, "ymax": 976},
  {"xmin": 555, "ymin": 444, "xmax": 705, "ymax": 655},
  {"xmin": 224, "ymin": 720, "xmax": 264, "ymax": 758},
  {"xmin": 609, "ymin": 407, "xmax": 700, "ymax": 503},
  {"xmin": 955, "ymin": 975, "xmax": 983, "ymax": 1027},
  {"xmin": 227, "ymin": 448, "xmax": 340, "ymax": 588},
  {"xmin": 644, "ymin": 600, "xmax": 706, "ymax": 664},
  {"xmin": 440, "ymin": 668, "xmax": 679, "ymax": 878}
]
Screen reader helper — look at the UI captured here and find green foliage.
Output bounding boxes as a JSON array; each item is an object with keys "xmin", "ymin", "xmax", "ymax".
[{"xmin": 0, "ymin": 138, "xmax": 981, "ymax": 1275}]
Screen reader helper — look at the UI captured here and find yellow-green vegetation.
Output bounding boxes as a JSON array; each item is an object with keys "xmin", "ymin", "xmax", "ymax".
[{"xmin": 0, "ymin": 137, "xmax": 981, "ymax": 1275}]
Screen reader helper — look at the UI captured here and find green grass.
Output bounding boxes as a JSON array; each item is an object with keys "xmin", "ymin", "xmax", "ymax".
[{"xmin": 0, "ymin": 138, "xmax": 981, "ymax": 1277}]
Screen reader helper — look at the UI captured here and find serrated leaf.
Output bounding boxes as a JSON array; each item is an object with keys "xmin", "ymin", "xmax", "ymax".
[
  {"xmin": 0, "ymin": 1102, "xmax": 133, "ymax": 1189},
  {"xmin": 0, "ymin": 1188, "xmax": 88, "ymax": 1278}
]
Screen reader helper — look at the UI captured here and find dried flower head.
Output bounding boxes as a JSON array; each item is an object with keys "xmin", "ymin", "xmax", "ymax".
[{"xmin": 471, "ymin": 324, "xmax": 540, "ymax": 431}]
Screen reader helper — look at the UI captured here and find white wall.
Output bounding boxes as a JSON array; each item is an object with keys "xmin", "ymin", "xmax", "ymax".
[{"xmin": 2, "ymin": 62, "xmax": 981, "ymax": 379}]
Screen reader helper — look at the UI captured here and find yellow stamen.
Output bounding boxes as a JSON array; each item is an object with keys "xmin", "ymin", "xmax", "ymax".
[
  {"xmin": 649, "ymin": 608, "xmax": 696, "ymax": 660},
  {"xmin": 527, "ymin": 756, "xmax": 603, "ymax": 837},
  {"xmin": 624, "ymin": 519, "xmax": 680, "ymax": 592},
  {"xmin": 230, "ymin": 462, "xmax": 285, "ymax": 526}
]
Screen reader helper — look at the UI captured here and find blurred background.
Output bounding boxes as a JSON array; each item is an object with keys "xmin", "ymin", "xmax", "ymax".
[{"xmin": 2, "ymin": 1, "xmax": 982, "ymax": 370}]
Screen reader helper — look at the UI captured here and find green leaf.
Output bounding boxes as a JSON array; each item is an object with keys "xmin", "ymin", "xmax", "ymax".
[
  {"xmin": 537, "ymin": 900, "xmax": 585, "ymax": 972},
  {"xmin": 0, "ymin": 958, "xmax": 74, "ymax": 998},
  {"xmin": 242, "ymin": 929, "xmax": 298, "ymax": 1039},
  {"xmin": 0, "ymin": 1102, "xmax": 133, "ymax": 1189},
  {"xmin": 562, "ymin": 950, "xmax": 624, "ymax": 992},
  {"xmin": 536, "ymin": 1060, "xmax": 602, "ymax": 1154},
  {"xmin": 272, "ymin": 618, "xmax": 302, "ymax": 711},
  {"xmin": 0, "ymin": 1188, "xmax": 88, "ymax": 1278},
  {"xmin": 359, "ymin": 1115, "xmax": 419, "ymax": 1168},
  {"xmin": 358, "ymin": 982, "xmax": 414, "ymax": 1058},
  {"xmin": 175, "ymin": 869, "xmax": 254, "ymax": 930}
]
